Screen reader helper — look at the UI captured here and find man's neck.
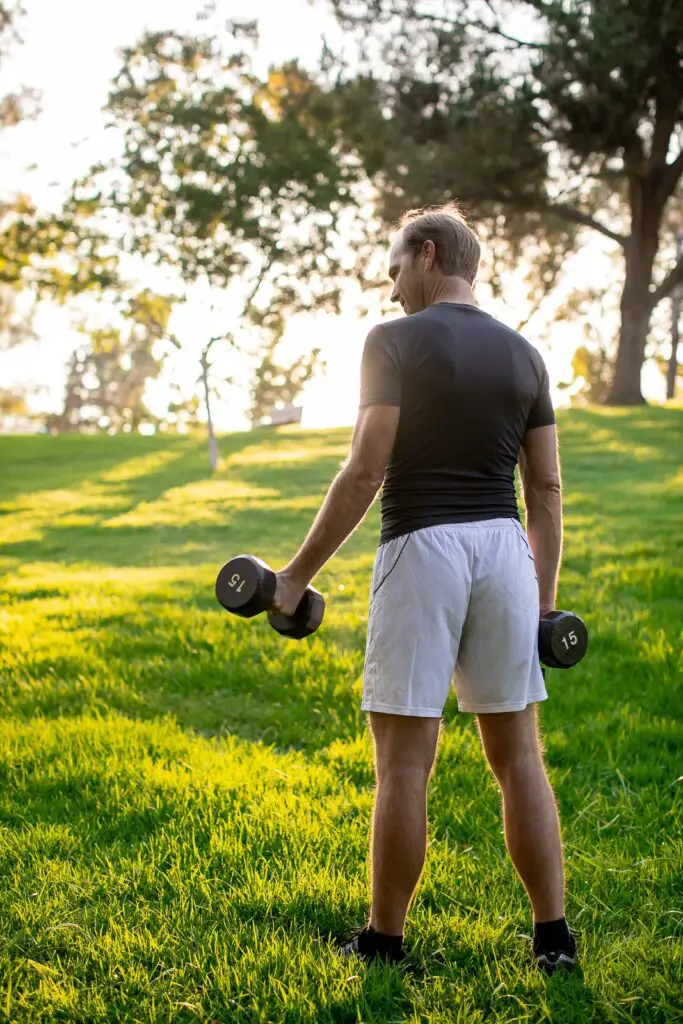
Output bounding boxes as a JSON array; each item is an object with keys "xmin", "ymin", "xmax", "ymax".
[{"xmin": 429, "ymin": 280, "xmax": 477, "ymax": 307}]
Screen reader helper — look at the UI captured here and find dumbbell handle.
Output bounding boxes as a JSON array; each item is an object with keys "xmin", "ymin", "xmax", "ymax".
[
  {"xmin": 215, "ymin": 554, "xmax": 325, "ymax": 639},
  {"xmin": 268, "ymin": 584, "xmax": 325, "ymax": 639}
]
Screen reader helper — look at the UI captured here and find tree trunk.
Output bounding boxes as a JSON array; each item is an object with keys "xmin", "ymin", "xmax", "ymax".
[
  {"xmin": 605, "ymin": 316, "xmax": 650, "ymax": 405},
  {"xmin": 666, "ymin": 234, "xmax": 683, "ymax": 401},
  {"xmin": 667, "ymin": 291, "xmax": 680, "ymax": 401},
  {"xmin": 201, "ymin": 354, "xmax": 219, "ymax": 471},
  {"xmin": 605, "ymin": 185, "xmax": 660, "ymax": 406}
]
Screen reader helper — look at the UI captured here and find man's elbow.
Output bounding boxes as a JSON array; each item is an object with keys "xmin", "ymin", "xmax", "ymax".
[
  {"xmin": 344, "ymin": 459, "xmax": 384, "ymax": 494},
  {"xmin": 525, "ymin": 474, "xmax": 562, "ymax": 505}
]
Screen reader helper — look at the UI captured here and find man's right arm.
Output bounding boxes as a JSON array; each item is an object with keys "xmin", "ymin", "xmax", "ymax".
[{"xmin": 519, "ymin": 424, "xmax": 563, "ymax": 615}]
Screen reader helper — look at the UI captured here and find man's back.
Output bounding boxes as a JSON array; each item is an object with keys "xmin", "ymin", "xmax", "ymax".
[{"xmin": 359, "ymin": 301, "xmax": 555, "ymax": 542}]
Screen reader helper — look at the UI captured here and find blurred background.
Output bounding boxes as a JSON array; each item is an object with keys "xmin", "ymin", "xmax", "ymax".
[{"xmin": 1, "ymin": 0, "xmax": 681, "ymax": 456}]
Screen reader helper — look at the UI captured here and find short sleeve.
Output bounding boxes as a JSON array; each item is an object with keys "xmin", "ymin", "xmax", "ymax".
[
  {"xmin": 359, "ymin": 325, "xmax": 402, "ymax": 408},
  {"xmin": 525, "ymin": 358, "xmax": 555, "ymax": 430}
]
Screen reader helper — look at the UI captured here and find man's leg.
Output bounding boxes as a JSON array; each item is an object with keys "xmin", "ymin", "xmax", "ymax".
[
  {"xmin": 368, "ymin": 711, "xmax": 442, "ymax": 936},
  {"xmin": 476, "ymin": 704, "xmax": 564, "ymax": 922}
]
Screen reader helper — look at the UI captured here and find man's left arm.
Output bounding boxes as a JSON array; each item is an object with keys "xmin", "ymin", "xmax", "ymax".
[{"xmin": 272, "ymin": 405, "xmax": 400, "ymax": 613}]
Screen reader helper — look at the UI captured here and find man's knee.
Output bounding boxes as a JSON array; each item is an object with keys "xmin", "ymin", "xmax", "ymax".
[
  {"xmin": 476, "ymin": 705, "xmax": 543, "ymax": 782},
  {"xmin": 369, "ymin": 712, "xmax": 441, "ymax": 780}
]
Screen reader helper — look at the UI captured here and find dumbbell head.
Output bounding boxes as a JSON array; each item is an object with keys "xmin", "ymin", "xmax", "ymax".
[
  {"xmin": 215, "ymin": 554, "xmax": 276, "ymax": 618},
  {"xmin": 539, "ymin": 610, "xmax": 588, "ymax": 669},
  {"xmin": 268, "ymin": 586, "xmax": 325, "ymax": 640}
]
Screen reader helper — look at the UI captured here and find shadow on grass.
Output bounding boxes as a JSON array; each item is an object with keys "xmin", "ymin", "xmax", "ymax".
[
  {"xmin": 1, "ymin": 433, "xmax": 201, "ymax": 501},
  {"xmin": 1, "ymin": 432, "xmax": 350, "ymax": 569},
  {"xmin": 1, "ymin": 409, "xmax": 681, "ymax": 761},
  {"xmin": 3, "ymin": 409, "xmax": 681, "ymax": 573},
  {"xmin": 0, "ymin": 622, "xmax": 369, "ymax": 756},
  {"xmin": 2, "ymin": 411, "xmax": 681, "ymax": 747},
  {"xmin": 543, "ymin": 970, "xmax": 609, "ymax": 1024}
]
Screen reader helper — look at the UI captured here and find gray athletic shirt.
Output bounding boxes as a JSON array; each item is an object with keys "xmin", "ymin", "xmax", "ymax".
[{"xmin": 359, "ymin": 302, "xmax": 555, "ymax": 544}]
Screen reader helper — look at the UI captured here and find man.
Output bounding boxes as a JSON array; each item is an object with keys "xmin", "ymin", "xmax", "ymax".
[{"xmin": 271, "ymin": 203, "xmax": 577, "ymax": 975}]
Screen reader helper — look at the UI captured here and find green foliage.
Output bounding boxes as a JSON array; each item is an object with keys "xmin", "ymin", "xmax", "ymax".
[
  {"xmin": 249, "ymin": 337, "xmax": 322, "ymax": 426},
  {"xmin": 75, "ymin": 25, "xmax": 363, "ymax": 455},
  {"xmin": 0, "ymin": 408, "xmax": 681, "ymax": 1020},
  {"xmin": 46, "ymin": 291, "xmax": 177, "ymax": 434},
  {"xmin": 556, "ymin": 285, "xmax": 618, "ymax": 403},
  {"xmin": 321, "ymin": 0, "xmax": 683, "ymax": 401},
  {"xmin": 655, "ymin": 354, "xmax": 683, "ymax": 382},
  {"xmin": 559, "ymin": 344, "xmax": 613, "ymax": 404},
  {"xmin": 0, "ymin": 197, "xmax": 120, "ymax": 348},
  {"xmin": 165, "ymin": 387, "xmax": 202, "ymax": 432},
  {"xmin": 0, "ymin": 3, "xmax": 119, "ymax": 349},
  {"xmin": 0, "ymin": 386, "xmax": 27, "ymax": 416},
  {"xmin": 325, "ymin": 0, "xmax": 681, "ymax": 224},
  {"xmin": 0, "ymin": 2, "xmax": 37, "ymax": 128},
  {"xmin": 85, "ymin": 29, "xmax": 360, "ymax": 309}
]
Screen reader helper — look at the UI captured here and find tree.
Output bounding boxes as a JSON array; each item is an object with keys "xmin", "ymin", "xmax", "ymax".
[
  {"xmin": 665, "ymin": 233, "xmax": 683, "ymax": 399},
  {"xmin": 0, "ymin": 387, "xmax": 28, "ymax": 416},
  {"xmin": 1, "ymin": 2, "xmax": 40, "ymax": 346},
  {"xmin": 47, "ymin": 290, "xmax": 175, "ymax": 433},
  {"xmin": 0, "ymin": 3, "xmax": 118, "ymax": 351},
  {"xmin": 657, "ymin": 352, "xmax": 683, "ymax": 395},
  {"xmin": 553, "ymin": 284, "xmax": 616, "ymax": 402},
  {"xmin": 77, "ymin": 21, "xmax": 363, "ymax": 465},
  {"xmin": 164, "ymin": 390, "xmax": 202, "ymax": 432},
  {"xmin": 558, "ymin": 344, "xmax": 613, "ymax": 405},
  {"xmin": 249, "ymin": 335, "xmax": 321, "ymax": 427},
  {"xmin": 316, "ymin": 0, "xmax": 683, "ymax": 404},
  {"xmin": 178, "ymin": 329, "xmax": 235, "ymax": 470}
]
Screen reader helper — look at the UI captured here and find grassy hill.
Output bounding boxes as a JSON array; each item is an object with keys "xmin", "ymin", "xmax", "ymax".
[{"xmin": 0, "ymin": 407, "xmax": 681, "ymax": 1023}]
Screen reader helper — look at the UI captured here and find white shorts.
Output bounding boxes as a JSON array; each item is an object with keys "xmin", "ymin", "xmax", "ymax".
[{"xmin": 361, "ymin": 518, "xmax": 547, "ymax": 717}]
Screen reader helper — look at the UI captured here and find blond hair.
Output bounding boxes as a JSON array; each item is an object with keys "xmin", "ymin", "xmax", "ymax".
[{"xmin": 399, "ymin": 203, "xmax": 481, "ymax": 283}]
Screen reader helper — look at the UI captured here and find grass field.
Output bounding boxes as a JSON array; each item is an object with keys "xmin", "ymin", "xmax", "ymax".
[{"xmin": 0, "ymin": 406, "xmax": 681, "ymax": 1023}]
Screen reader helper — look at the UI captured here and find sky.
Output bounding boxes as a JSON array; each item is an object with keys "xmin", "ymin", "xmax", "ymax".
[{"xmin": 0, "ymin": 0, "xmax": 668, "ymax": 430}]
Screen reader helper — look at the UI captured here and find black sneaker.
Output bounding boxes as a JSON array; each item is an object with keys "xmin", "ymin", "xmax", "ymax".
[
  {"xmin": 534, "ymin": 934, "xmax": 578, "ymax": 975},
  {"xmin": 336, "ymin": 926, "xmax": 406, "ymax": 965}
]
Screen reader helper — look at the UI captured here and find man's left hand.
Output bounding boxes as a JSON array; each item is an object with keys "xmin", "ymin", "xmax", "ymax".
[{"xmin": 271, "ymin": 571, "xmax": 309, "ymax": 618}]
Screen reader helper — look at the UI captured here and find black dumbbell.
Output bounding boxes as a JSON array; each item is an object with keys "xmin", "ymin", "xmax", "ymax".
[
  {"xmin": 215, "ymin": 554, "xmax": 325, "ymax": 640},
  {"xmin": 539, "ymin": 610, "xmax": 588, "ymax": 669}
]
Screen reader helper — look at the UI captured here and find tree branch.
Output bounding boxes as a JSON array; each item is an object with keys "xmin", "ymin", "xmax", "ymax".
[
  {"xmin": 467, "ymin": 20, "xmax": 549, "ymax": 49},
  {"xmin": 514, "ymin": 291, "xmax": 547, "ymax": 333},
  {"xmin": 649, "ymin": 255, "xmax": 683, "ymax": 310},
  {"xmin": 202, "ymin": 253, "xmax": 276, "ymax": 358},
  {"xmin": 525, "ymin": 198, "xmax": 628, "ymax": 246},
  {"xmin": 515, "ymin": 0, "xmax": 553, "ymax": 13},
  {"xmin": 474, "ymin": 1, "xmax": 550, "ymax": 49},
  {"xmin": 326, "ymin": 0, "xmax": 451, "ymax": 30},
  {"xmin": 367, "ymin": 1, "xmax": 550, "ymax": 49},
  {"xmin": 239, "ymin": 255, "xmax": 273, "ymax": 319}
]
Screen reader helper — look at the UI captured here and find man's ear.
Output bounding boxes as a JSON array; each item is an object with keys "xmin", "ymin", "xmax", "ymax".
[{"xmin": 422, "ymin": 239, "xmax": 436, "ymax": 271}]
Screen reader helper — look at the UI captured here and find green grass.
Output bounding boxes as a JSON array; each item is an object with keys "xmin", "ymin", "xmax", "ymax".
[{"xmin": 0, "ymin": 407, "xmax": 681, "ymax": 1023}]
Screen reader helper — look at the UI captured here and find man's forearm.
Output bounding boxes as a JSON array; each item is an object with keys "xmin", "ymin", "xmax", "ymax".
[
  {"xmin": 525, "ymin": 485, "xmax": 563, "ymax": 611},
  {"xmin": 284, "ymin": 465, "xmax": 380, "ymax": 585}
]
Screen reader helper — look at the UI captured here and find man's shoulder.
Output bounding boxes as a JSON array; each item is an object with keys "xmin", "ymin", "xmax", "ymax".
[
  {"xmin": 476, "ymin": 313, "xmax": 544, "ymax": 363},
  {"xmin": 363, "ymin": 316, "xmax": 415, "ymax": 356},
  {"xmin": 366, "ymin": 308, "xmax": 543, "ymax": 360},
  {"xmin": 366, "ymin": 314, "xmax": 414, "ymax": 336},
  {"xmin": 366, "ymin": 309, "xmax": 443, "ymax": 345}
]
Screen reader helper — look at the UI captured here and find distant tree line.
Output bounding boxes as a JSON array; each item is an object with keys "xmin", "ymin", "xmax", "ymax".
[{"xmin": 2, "ymin": 1, "xmax": 682, "ymax": 458}]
